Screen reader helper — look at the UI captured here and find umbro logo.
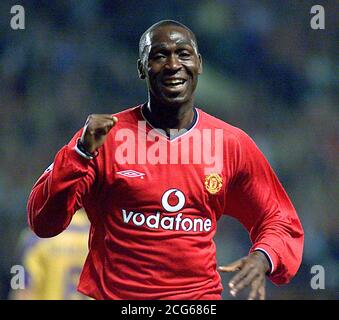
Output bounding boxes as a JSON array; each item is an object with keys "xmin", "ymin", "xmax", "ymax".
[{"xmin": 116, "ymin": 170, "xmax": 145, "ymax": 178}]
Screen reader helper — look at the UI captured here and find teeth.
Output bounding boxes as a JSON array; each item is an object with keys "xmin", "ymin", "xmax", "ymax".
[{"xmin": 164, "ymin": 80, "xmax": 185, "ymax": 85}]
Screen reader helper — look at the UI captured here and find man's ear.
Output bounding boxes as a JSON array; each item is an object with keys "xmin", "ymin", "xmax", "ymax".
[
  {"xmin": 137, "ymin": 59, "xmax": 146, "ymax": 79},
  {"xmin": 198, "ymin": 54, "xmax": 203, "ymax": 75}
]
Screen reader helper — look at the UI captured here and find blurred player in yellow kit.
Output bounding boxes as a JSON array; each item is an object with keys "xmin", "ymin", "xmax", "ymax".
[{"xmin": 10, "ymin": 209, "xmax": 90, "ymax": 300}]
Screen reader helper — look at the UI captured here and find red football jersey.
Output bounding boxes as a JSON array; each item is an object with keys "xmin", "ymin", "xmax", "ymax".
[{"xmin": 27, "ymin": 105, "xmax": 304, "ymax": 299}]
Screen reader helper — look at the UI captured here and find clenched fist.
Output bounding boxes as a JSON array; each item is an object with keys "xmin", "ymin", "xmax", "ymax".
[{"xmin": 80, "ymin": 114, "xmax": 118, "ymax": 154}]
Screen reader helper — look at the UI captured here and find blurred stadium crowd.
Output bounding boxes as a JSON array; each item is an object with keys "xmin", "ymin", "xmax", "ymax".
[{"xmin": 0, "ymin": 1, "xmax": 337, "ymax": 299}]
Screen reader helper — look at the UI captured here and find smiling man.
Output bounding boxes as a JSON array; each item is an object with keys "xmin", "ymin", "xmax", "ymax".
[
  {"xmin": 138, "ymin": 21, "xmax": 202, "ymax": 122},
  {"xmin": 27, "ymin": 20, "xmax": 304, "ymax": 300}
]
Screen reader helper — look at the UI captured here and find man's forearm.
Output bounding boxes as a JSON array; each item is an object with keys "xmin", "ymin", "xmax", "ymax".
[{"xmin": 27, "ymin": 144, "xmax": 94, "ymax": 237}]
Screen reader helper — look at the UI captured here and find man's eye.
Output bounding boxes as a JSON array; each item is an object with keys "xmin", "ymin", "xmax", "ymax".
[
  {"xmin": 179, "ymin": 52, "xmax": 191, "ymax": 58},
  {"xmin": 153, "ymin": 54, "xmax": 166, "ymax": 60}
]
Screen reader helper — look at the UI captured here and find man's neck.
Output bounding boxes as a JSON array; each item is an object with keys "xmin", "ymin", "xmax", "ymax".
[{"xmin": 146, "ymin": 100, "xmax": 195, "ymax": 134}]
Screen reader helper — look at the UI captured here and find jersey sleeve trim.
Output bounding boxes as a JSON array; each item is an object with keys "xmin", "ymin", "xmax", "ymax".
[
  {"xmin": 73, "ymin": 139, "xmax": 96, "ymax": 160},
  {"xmin": 253, "ymin": 247, "xmax": 275, "ymax": 274},
  {"xmin": 251, "ymin": 244, "xmax": 280, "ymax": 275}
]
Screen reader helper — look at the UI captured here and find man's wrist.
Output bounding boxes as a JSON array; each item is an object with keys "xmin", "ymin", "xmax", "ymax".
[
  {"xmin": 74, "ymin": 138, "xmax": 98, "ymax": 160},
  {"xmin": 252, "ymin": 250, "xmax": 271, "ymax": 274}
]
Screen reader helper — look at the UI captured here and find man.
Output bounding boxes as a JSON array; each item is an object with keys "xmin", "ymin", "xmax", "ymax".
[
  {"xmin": 27, "ymin": 20, "xmax": 304, "ymax": 300},
  {"xmin": 10, "ymin": 209, "xmax": 90, "ymax": 300}
]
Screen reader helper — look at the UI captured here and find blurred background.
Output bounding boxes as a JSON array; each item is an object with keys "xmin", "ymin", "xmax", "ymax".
[{"xmin": 0, "ymin": 0, "xmax": 337, "ymax": 299}]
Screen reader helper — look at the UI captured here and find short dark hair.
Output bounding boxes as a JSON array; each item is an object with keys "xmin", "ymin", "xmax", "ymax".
[{"xmin": 139, "ymin": 20, "xmax": 198, "ymax": 61}]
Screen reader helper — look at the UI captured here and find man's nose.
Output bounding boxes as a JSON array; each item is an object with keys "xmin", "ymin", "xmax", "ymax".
[{"xmin": 165, "ymin": 55, "xmax": 181, "ymax": 71}]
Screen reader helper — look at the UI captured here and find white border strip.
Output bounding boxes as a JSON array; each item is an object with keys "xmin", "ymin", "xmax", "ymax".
[
  {"xmin": 255, "ymin": 248, "xmax": 274, "ymax": 274},
  {"xmin": 73, "ymin": 144, "xmax": 94, "ymax": 160}
]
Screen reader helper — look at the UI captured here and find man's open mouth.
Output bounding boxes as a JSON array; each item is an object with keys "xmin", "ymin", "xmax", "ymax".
[{"xmin": 162, "ymin": 79, "xmax": 187, "ymax": 88}]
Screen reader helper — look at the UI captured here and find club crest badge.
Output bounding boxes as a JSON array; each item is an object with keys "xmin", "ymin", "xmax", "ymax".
[{"xmin": 204, "ymin": 173, "xmax": 222, "ymax": 195}]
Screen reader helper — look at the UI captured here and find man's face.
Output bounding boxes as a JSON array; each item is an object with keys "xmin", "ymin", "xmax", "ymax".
[{"xmin": 138, "ymin": 25, "xmax": 202, "ymax": 107}]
